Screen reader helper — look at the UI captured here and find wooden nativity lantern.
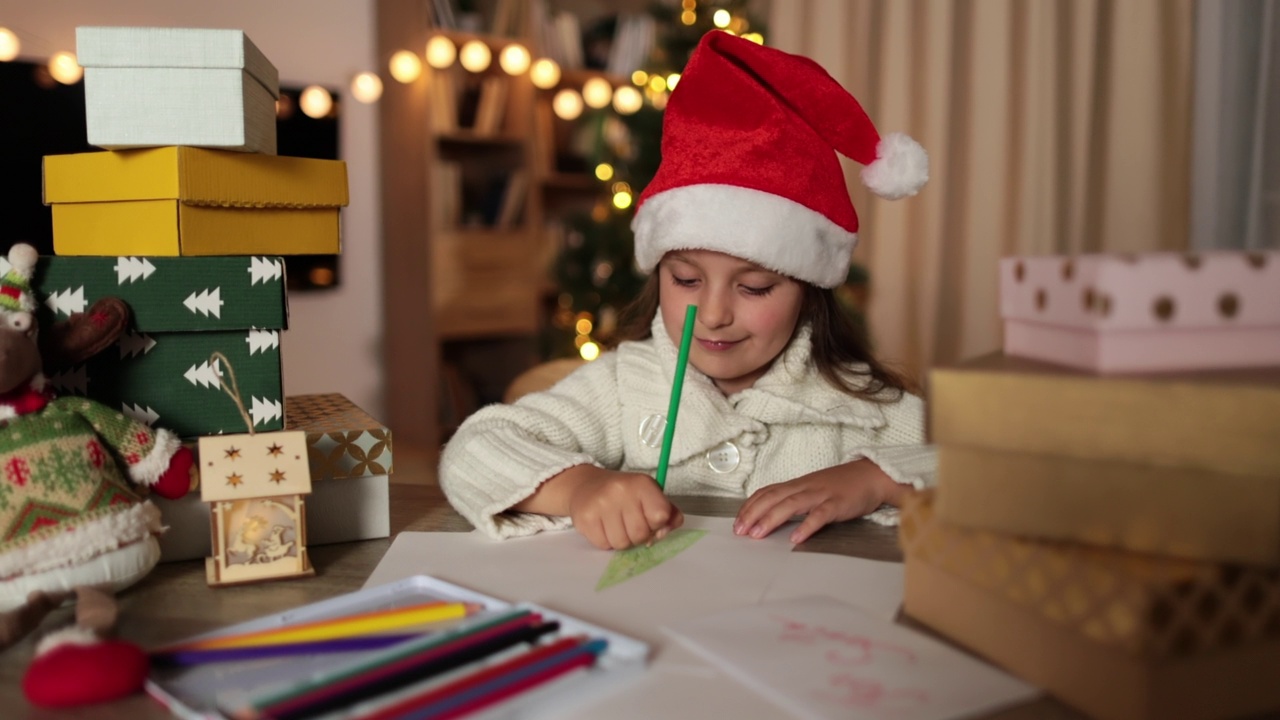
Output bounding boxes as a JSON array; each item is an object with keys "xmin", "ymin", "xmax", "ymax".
[{"xmin": 199, "ymin": 354, "xmax": 314, "ymax": 586}]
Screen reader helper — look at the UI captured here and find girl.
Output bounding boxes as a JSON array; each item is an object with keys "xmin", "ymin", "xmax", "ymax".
[{"xmin": 440, "ymin": 31, "xmax": 934, "ymax": 549}]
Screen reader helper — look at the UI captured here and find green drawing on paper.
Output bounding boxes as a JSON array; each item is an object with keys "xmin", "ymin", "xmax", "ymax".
[{"xmin": 595, "ymin": 529, "xmax": 708, "ymax": 591}]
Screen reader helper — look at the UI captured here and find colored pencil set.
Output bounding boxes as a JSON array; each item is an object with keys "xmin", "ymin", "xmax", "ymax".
[{"xmin": 149, "ymin": 600, "xmax": 610, "ymax": 719}]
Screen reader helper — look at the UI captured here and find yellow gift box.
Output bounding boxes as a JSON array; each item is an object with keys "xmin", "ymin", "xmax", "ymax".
[{"xmin": 43, "ymin": 147, "xmax": 348, "ymax": 256}]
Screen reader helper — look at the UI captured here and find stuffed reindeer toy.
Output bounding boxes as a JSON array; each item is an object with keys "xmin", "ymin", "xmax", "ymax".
[{"xmin": 0, "ymin": 243, "xmax": 195, "ymax": 707}]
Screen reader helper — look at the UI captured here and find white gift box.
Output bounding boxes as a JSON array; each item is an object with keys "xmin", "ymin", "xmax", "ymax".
[
  {"xmin": 76, "ymin": 26, "xmax": 280, "ymax": 154},
  {"xmin": 155, "ymin": 474, "xmax": 391, "ymax": 562}
]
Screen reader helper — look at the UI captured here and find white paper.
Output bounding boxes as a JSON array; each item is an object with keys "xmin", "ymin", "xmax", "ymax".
[
  {"xmin": 363, "ymin": 516, "xmax": 794, "ymax": 648},
  {"xmin": 762, "ymin": 553, "xmax": 906, "ymax": 622},
  {"xmin": 666, "ymin": 597, "xmax": 1038, "ymax": 720}
]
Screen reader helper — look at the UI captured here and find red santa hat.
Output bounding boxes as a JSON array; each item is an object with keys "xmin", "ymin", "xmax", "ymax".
[{"xmin": 632, "ymin": 31, "xmax": 928, "ymax": 288}]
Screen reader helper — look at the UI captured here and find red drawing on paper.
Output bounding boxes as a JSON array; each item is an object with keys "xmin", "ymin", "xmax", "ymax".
[{"xmin": 816, "ymin": 673, "xmax": 931, "ymax": 712}]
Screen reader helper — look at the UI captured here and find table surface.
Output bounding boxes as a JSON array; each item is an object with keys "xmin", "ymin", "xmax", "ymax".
[{"xmin": 0, "ymin": 482, "xmax": 1084, "ymax": 720}]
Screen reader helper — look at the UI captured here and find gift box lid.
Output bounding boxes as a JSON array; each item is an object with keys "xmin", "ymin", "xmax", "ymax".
[
  {"xmin": 43, "ymin": 147, "xmax": 349, "ymax": 209},
  {"xmin": 284, "ymin": 394, "xmax": 393, "ymax": 481},
  {"xmin": 1000, "ymin": 251, "xmax": 1280, "ymax": 331},
  {"xmin": 76, "ymin": 26, "xmax": 279, "ymax": 98},
  {"xmin": 33, "ymin": 255, "xmax": 288, "ymax": 333}
]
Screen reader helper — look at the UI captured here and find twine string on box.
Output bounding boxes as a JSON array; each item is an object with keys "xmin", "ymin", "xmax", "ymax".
[{"xmin": 209, "ymin": 351, "xmax": 255, "ymax": 435}]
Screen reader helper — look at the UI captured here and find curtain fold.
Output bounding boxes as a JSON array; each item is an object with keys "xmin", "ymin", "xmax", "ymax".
[{"xmin": 770, "ymin": 0, "xmax": 1194, "ymax": 381}]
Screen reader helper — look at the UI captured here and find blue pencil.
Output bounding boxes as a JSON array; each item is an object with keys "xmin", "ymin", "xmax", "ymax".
[{"xmin": 151, "ymin": 633, "xmax": 423, "ymax": 666}]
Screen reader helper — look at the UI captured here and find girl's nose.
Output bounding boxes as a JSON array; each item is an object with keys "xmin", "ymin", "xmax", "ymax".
[{"xmin": 697, "ymin": 289, "xmax": 732, "ymax": 329}]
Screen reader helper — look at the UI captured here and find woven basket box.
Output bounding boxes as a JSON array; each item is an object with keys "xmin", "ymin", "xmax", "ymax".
[
  {"xmin": 77, "ymin": 26, "xmax": 279, "ymax": 153},
  {"xmin": 1000, "ymin": 251, "xmax": 1280, "ymax": 373},
  {"xmin": 901, "ymin": 492, "xmax": 1280, "ymax": 720},
  {"xmin": 43, "ymin": 147, "xmax": 348, "ymax": 257},
  {"xmin": 155, "ymin": 394, "xmax": 392, "ymax": 562}
]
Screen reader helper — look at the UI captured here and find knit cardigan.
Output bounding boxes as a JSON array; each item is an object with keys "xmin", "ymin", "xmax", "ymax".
[{"xmin": 440, "ymin": 319, "xmax": 937, "ymax": 539}]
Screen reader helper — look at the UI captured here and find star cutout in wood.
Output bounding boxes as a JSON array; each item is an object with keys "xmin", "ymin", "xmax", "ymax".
[
  {"xmin": 266, "ymin": 443, "xmax": 284, "ymax": 457},
  {"xmin": 269, "ymin": 469, "xmax": 287, "ymax": 484},
  {"xmin": 224, "ymin": 447, "xmax": 241, "ymax": 460},
  {"xmin": 225, "ymin": 473, "xmax": 243, "ymax": 487}
]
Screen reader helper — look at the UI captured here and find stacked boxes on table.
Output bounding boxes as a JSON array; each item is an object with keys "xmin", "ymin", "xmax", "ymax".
[
  {"xmin": 30, "ymin": 26, "xmax": 389, "ymax": 559},
  {"xmin": 904, "ymin": 251, "xmax": 1280, "ymax": 720}
]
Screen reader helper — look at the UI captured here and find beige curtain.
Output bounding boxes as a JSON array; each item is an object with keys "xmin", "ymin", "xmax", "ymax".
[{"xmin": 769, "ymin": 0, "xmax": 1195, "ymax": 383}]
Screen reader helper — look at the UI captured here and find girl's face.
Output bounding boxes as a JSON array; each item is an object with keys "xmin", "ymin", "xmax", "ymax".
[{"xmin": 659, "ymin": 250, "xmax": 804, "ymax": 396}]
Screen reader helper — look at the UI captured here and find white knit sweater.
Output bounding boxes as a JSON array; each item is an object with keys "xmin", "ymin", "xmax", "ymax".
[{"xmin": 440, "ymin": 319, "xmax": 937, "ymax": 539}]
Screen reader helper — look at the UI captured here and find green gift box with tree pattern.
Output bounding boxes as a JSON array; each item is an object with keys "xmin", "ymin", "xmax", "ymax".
[{"xmin": 32, "ymin": 255, "xmax": 287, "ymax": 438}]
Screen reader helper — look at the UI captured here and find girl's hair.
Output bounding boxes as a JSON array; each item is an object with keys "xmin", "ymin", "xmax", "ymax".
[{"xmin": 613, "ymin": 272, "xmax": 912, "ymax": 403}]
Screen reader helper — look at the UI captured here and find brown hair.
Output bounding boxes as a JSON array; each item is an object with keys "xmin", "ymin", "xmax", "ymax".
[{"xmin": 614, "ymin": 273, "xmax": 911, "ymax": 403}]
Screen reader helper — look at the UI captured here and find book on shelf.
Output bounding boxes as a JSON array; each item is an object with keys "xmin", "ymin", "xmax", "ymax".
[
  {"xmin": 471, "ymin": 76, "xmax": 509, "ymax": 135},
  {"xmin": 495, "ymin": 169, "xmax": 529, "ymax": 229},
  {"xmin": 429, "ymin": 68, "xmax": 458, "ymax": 132},
  {"xmin": 489, "ymin": 0, "xmax": 526, "ymax": 37},
  {"xmin": 431, "ymin": 162, "xmax": 463, "ymax": 231},
  {"xmin": 605, "ymin": 14, "xmax": 656, "ymax": 78}
]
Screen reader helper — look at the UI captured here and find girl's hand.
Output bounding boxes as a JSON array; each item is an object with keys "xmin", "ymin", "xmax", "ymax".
[
  {"xmin": 733, "ymin": 459, "xmax": 907, "ymax": 544},
  {"xmin": 566, "ymin": 467, "xmax": 684, "ymax": 550}
]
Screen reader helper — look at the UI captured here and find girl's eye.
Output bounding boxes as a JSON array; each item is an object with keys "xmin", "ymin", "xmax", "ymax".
[
  {"xmin": 670, "ymin": 275, "xmax": 699, "ymax": 288},
  {"xmin": 741, "ymin": 284, "xmax": 775, "ymax": 297}
]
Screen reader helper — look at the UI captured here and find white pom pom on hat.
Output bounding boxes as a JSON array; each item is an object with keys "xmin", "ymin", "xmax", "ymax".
[{"xmin": 632, "ymin": 31, "xmax": 928, "ymax": 288}]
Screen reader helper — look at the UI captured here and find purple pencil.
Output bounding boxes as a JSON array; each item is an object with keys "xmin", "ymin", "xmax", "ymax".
[{"xmin": 151, "ymin": 634, "xmax": 423, "ymax": 667}]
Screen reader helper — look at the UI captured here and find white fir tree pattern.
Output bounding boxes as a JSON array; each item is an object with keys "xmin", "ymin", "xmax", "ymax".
[
  {"xmin": 183, "ymin": 288, "xmax": 223, "ymax": 318},
  {"xmin": 185, "ymin": 358, "xmax": 223, "ymax": 388},
  {"xmin": 113, "ymin": 257, "xmax": 157, "ymax": 284},
  {"xmin": 44, "ymin": 286, "xmax": 87, "ymax": 317},
  {"xmin": 47, "ymin": 366, "xmax": 89, "ymax": 395},
  {"xmin": 121, "ymin": 403, "xmax": 160, "ymax": 427},
  {"xmin": 117, "ymin": 331, "xmax": 157, "ymax": 359},
  {"xmin": 249, "ymin": 257, "xmax": 284, "ymax": 285},
  {"xmin": 251, "ymin": 397, "xmax": 283, "ymax": 427},
  {"xmin": 245, "ymin": 329, "xmax": 280, "ymax": 355}
]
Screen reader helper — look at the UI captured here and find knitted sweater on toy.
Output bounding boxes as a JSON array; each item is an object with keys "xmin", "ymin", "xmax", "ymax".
[{"xmin": 440, "ymin": 319, "xmax": 936, "ymax": 539}]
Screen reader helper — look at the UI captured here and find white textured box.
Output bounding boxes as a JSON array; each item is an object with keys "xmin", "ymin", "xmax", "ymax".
[
  {"xmin": 154, "ymin": 475, "xmax": 391, "ymax": 562},
  {"xmin": 77, "ymin": 26, "xmax": 279, "ymax": 153}
]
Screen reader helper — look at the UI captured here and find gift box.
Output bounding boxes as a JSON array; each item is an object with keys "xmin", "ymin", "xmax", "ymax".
[
  {"xmin": 33, "ymin": 255, "xmax": 287, "ymax": 438},
  {"xmin": 43, "ymin": 147, "xmax": 348, "ymax": 256},
  {"xmin": 901, "ymin": 492, "xmax": 1280, "ymax": 720},
  {"xmin": 1000, "ymin": 251, "xmax": 1280, "ymax": 373},
  {"xmin": 936, "ymin": 445, "xmax": 1280, "ymax": 565},
  {"xmin": 76, "ymin": 26, "xmax": 279, "ymax": 153},
  {"xmin": 155, "ymin": 394, "xmax": 393, "ymax": 562},
  {"xmin": 929, "ymin": 353, "xmax": 1280, "ymax": 478}
]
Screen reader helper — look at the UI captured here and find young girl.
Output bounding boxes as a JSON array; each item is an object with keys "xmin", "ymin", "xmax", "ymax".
[{"xmin": 440, "ymin": 31, "xmax": 935, "ymax": 549}]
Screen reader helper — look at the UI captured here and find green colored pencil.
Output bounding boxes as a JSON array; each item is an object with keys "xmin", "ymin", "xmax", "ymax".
[{"xmin": 655, "ymin": 304, "xmax": 697, "ymax": 490}]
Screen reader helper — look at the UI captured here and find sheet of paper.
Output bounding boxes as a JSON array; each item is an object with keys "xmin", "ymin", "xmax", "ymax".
[
  {"xmin": 363, "ymin": 516, "xmax": 794, "ymax": 648},
  {"xmin": 665, "ymin": 596, "xmax": 1038, "ymax": 720},
  {"xmin": 762, "ymin": 552, "xmax": 906, "ymax": 621}
]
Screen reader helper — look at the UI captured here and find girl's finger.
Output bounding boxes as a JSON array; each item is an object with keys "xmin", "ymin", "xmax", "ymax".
[
  {"xmin": 602, "ymin": 515, "xmax": 634, "ymax": 550},
  {"xmin": 736, "ymin": 484, "xmax": 800, "ymax": 535},
  {"xmin": 748, "ymin": 490, "xmax": 821, "ymax": 540},
  {"xmin": 788, "ymin": 501, "xmax": 838, "ymax": 544},
  {"xmin": 622, "ymin": 504, "xmax": 655, "ymax": 548}
]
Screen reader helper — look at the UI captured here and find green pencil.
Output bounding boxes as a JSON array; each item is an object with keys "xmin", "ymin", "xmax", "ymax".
[{"xmin": 655, "ymin": 304, "xmax": 697, "ymax": 490}]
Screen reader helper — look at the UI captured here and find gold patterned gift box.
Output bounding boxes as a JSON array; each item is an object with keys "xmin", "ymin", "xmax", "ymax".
[
  {"xmin": 900, "ymin": 491, "xmax": 1280, "ymax": 720},
  {"xmin": 155, "ymin": 393, "xmax": 393, "ymax": 561}
]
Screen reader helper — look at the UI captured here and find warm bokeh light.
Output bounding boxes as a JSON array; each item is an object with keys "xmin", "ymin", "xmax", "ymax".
[
  {"xmin": 681, "ymin": 10, "xmax": 696, "ymax": 25},
  {"xmin": 351, "ymin": 72, "xmax": 383, "ymax": 103},
  {"xmin": 0, "ymin": 28, "xmax": 19, "ymax": 62},
  {"xmin": 595, "ymin": 163, "xmax": 614, "ymax": 181},
  {"xmin": 552, "ymin": 88, "xmax": 583, "ymax": 120},
  {"xmin": 48, "ymin": 52, "xmax": 81, "ymax": 84},
  {"xmin": 631, "ymin": 70, "xmax": 648, "ymax": 86},
  {"xmin": 425, "ymin": 36, "xmax": 456, "ymax": 69},
  {"xmin": 612, "ymin": 85, "xmax": 643, "ymax": 114},
  {"xmin": 713, "ymin": 10, "xmax": 732, "ymax": 28},
  {"xmin": 458, "ymin": 40, "xmax": 491, "ymax": 72},
  {"xmin": 498, "ymin": 43, "xmax": 530, "ymax": 75},
  {"xmin": 743, "ymin": 32, "xmax": 765, "ymax": 45},
  {"xmin": 275, "ymin": 95, "xmax": 295, "ymax": 119},
  {"xmin": 530, "ymin": 58, "xmax": 560, "ymax": 89},
  {"xmin": 582, "ymin": 77, "xmax": 612, "ymax": 109},
  {"xmin": 309, "ymin": 267, "xmax": 336, "ymax": 287},
  {"xmin": 666, "ymin": 73, "xmax": 681, "ymax": 91},
  {"xmin": 299, "ymin": 85, "xmax": 333, "ymax": 118},
  {"xmin": 612, "ymin": 190, "xmax": 633, "ymax": 210},
  {"xmin": 579, "ymin": 341, "xmax": 601, "ymax": 361},
  {"xmin": 389, "ymin": 50, "xmax": 422, "ymax": 83},
  {"xmin": 647, "ymin": 75, "xmax": 667, "ymax": 93},
  {"xmin": 575, "ymin": 318, "xmax": 593, "ymax": 335}
]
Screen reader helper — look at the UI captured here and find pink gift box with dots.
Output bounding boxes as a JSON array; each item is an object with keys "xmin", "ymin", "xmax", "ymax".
[{"xmin": 999, "ymin": 250, "xmax": 1280, "ymax": 373}]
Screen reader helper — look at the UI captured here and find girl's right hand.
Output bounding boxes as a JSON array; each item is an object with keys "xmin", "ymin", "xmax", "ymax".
[{"xmin": 566, "ymin": 467, "xmax": 683, "ymax": 550}]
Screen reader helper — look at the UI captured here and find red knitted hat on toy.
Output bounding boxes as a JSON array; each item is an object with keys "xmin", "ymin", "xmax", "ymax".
[{"xmin": 632, "ymin": 31, "xmax": 928, "ymax": 288}]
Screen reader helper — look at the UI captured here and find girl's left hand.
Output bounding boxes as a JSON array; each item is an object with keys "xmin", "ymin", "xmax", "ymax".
[{"xmin": 733, "ymin": 459, "xmax": 907, "ymax": 544}]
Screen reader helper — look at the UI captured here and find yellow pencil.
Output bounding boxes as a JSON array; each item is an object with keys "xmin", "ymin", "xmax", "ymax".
[{"xmin": 160, "ymin": 601, "xmax": 480, "ymax": 652}]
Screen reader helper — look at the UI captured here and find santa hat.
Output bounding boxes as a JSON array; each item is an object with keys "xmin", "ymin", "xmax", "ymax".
[
  {"xmin": 0, "ymin": 244, "xmax": 38, "ymax": 314},
  {"xmin": 632, "ymin": 31, "xmax": 928, "ymax": 288}
]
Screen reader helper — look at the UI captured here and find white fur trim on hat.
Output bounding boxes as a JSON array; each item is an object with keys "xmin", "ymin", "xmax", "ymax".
[
  {"xmin": 0, "ymin": 501, "xmax": 163, "ymax": 580},
  {"xmin": 632, "ymin": 184, "xmax": 858, "ymax": 288},
  {"xmin": 861, "ymin": 132, "xmax": 929, "ymax": 200},
  {"xmin": 129, "ymin": 427, "xmax": 182, "ymax": 486},
  {"xmin": 0, "ymin": 538, "xmax": 160, "ymax": 614}
]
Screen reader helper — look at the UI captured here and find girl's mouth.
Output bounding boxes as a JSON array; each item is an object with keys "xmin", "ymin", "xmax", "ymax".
[{"xmin": 697, "ymin": 338, "xmax": 741, "ymax": 351}]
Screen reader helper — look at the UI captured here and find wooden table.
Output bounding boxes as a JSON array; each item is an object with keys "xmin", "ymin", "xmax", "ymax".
[{"xmin": 0, "ymin": 483, "xmax": 1080, "ymax": 720}]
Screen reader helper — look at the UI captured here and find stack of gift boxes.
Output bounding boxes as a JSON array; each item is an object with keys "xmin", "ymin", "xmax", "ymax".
[
  {"xmin": 29, "ymin": 26, "xmax": 392, "ymax": 563},
  {"xmin": 902, "ymin": 251, "xmax": 1280, "ymax": 720}
]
